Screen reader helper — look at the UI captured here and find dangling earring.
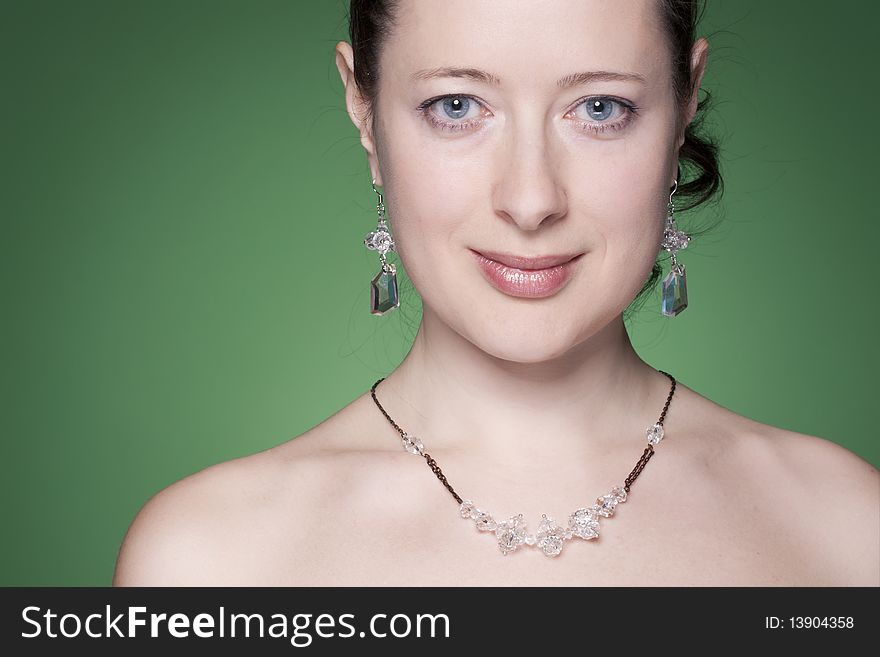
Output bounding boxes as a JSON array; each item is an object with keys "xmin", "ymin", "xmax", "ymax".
[
  {"xmin": 363, "ymin": 178, "xmax": 400, "ymax": 315},
  {"xmin": 660, "ymin": 177, "xmax": 690, "ymax": 317}
]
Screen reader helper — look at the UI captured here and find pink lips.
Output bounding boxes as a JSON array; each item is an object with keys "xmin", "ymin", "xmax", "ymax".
[{"xmin": 470, "ymin": 249, "xmax": 583, "ymax": 298}]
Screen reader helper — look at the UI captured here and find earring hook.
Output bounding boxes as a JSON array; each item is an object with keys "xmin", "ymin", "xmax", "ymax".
[{"xmin": 372, "ymin": 178, "xmax": 383, "ymax": 207}]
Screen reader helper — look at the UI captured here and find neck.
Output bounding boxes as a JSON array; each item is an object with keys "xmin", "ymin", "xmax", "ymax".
[{"xmin": 377, "ymin": 308, "xmax": 670, "ymax": 468}]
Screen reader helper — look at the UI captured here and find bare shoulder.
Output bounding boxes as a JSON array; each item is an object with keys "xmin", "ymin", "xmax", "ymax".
[
  {"xmin": 759, "ymin": 424, "xmax": 879, "ymax": 585},
  {"xmin": 112, "ymin": 426, "xmax": 337, "ymax": 586},
  {"xmin": 708, "ymin": 398, "xmax": 879, "ymax": 585},
  {"xmin": 670, "ymin": 381, "xmax": 879, "ymax": 585},
  {"xmin": 112, "ymin": 451, "xmax": 272, "ymax": 586},
  {"xmin": 112, "ymin": 388, "xmax": 388, "ymax": 586}
]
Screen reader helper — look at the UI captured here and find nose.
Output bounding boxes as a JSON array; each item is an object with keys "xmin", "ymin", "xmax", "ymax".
[{"xmin": 492, "ymin": 126, "xmax": 567, "ymax": 231}]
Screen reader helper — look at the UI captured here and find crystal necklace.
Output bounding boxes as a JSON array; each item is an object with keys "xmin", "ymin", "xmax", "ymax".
[{"xmin": 369, "ymin": 370, "xmax": 677, "ymax": 558}]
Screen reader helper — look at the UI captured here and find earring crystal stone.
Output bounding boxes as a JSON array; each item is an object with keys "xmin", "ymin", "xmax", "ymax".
[
  {"xmin": 661, "ymin": 263, "xmax": 688, "ymax": 317},
  {"xmin": 369, "ymin": 263, "xmax": 400, "ymax": 315},
  {"xmin": 364, "ymin": 181, "xmax": 401, "ymax": 315},
  {"xmin": 660, "ymin": 182, "xmax": 690, "ymax": 317}
]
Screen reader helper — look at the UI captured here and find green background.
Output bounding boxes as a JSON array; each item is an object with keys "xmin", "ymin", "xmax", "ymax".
[{"xmin": 1, "ymin": 0, "xmax": 876, "ymax": 585}]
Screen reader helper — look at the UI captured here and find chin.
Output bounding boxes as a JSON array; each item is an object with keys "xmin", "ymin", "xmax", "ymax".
[{"xmin": 469, "ymin": 321, "xmax": 580, "ymax": 364}]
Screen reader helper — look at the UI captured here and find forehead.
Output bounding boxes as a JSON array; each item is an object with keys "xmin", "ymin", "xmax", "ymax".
[{"xmin": 384, "ymin": 0, "xmax": 667, "ymax": 91}]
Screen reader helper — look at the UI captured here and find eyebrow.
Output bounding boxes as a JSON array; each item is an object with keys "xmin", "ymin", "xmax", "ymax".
[{"xmin": 411, "ymin": 67, "xmax": 647, "ymax": 87}]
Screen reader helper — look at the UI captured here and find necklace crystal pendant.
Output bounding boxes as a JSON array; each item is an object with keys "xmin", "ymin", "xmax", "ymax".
[{"xmin": 458, "ymin": 486, "xmax": 628, "ymax": 558}]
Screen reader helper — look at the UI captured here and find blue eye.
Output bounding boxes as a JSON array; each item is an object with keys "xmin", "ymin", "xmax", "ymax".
[
  {"xmin": 417, "ymin": 94, "xmax": 486, "ymax": 132},
  {"xmin": 569, "ymin": 97, "xmax": 639, "ymax": 135},
  {"xmin": 417, "ymin": 93, "xmax": 638, "ymax": 134},
  {"xmin": 440, "ymin": 96, "xmax": 472, "ymax": 120},
  {"xmin": 584, "ymin": 98, "xmax": 614, "ymax": 121}
]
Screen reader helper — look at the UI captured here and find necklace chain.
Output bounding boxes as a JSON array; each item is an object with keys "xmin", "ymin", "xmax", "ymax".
[{"xmin": 369, "ymin": 370, "xmax": 677, "ymax": 557}]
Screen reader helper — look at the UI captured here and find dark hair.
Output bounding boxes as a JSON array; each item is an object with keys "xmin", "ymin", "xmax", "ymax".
[{"xmin": 347, "ymin": 0, "xmax": 723, "ymax": 321}]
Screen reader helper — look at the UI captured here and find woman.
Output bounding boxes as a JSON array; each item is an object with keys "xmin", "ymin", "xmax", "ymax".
[{"xmin": 113, "ymin": 0, "xmax": 879, "ymax": 586}]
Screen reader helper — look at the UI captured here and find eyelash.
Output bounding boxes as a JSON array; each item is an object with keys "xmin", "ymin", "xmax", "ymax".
[{"xmin": 416, "ymin": 94, "xmax": 640, "ymax": 134}]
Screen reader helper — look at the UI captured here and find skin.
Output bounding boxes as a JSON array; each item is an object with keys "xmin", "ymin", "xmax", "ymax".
[{"xmin": 113, "ymin": 0, "xmax": 879, "ymax": 586}]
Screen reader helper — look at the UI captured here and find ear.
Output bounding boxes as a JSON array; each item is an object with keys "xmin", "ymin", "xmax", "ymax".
[
  {"xmin": 335, "ymin": 40, "xmax": 383, "ymax": 186},
  {"xmin": 678, "ymin": 36, "xmax": 710, "ymax": 150}
]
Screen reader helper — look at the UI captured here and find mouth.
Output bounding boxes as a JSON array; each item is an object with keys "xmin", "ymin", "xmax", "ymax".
[
  {"xmin": 469, "ymin": 249, "xmax": 582, "ymax": 270},
  {"xmin": 469, "ymin": 249, "xmax": 584, "ymax": 299}
]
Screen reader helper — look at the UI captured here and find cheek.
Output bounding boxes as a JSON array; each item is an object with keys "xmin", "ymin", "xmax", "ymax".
[
  {"xmin": 563, "ymin": 156, "xmax": 669, "ymax": 312},
  {"xmin": 378, "ymin": 135, "xmax": 480, "ymax": 281},
  {"xmin": 605, "ymin": 179, "xmax": 666, "ymax": 253},
  {"xmin": 377, "ymin": 172, "xmax": 473, "ymax": 298},
  {"xmin": 591, "ymin": 189, "xmax": 667, "ymax": 310},
  {"xmin": 581, "ymin": 133, "xmax": 673, "ymax": 275}
]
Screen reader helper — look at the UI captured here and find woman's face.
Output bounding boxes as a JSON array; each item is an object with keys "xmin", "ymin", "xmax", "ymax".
[{"xmin": 362, "ymin": 0, "xmax": 702, "ymax": 363}]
